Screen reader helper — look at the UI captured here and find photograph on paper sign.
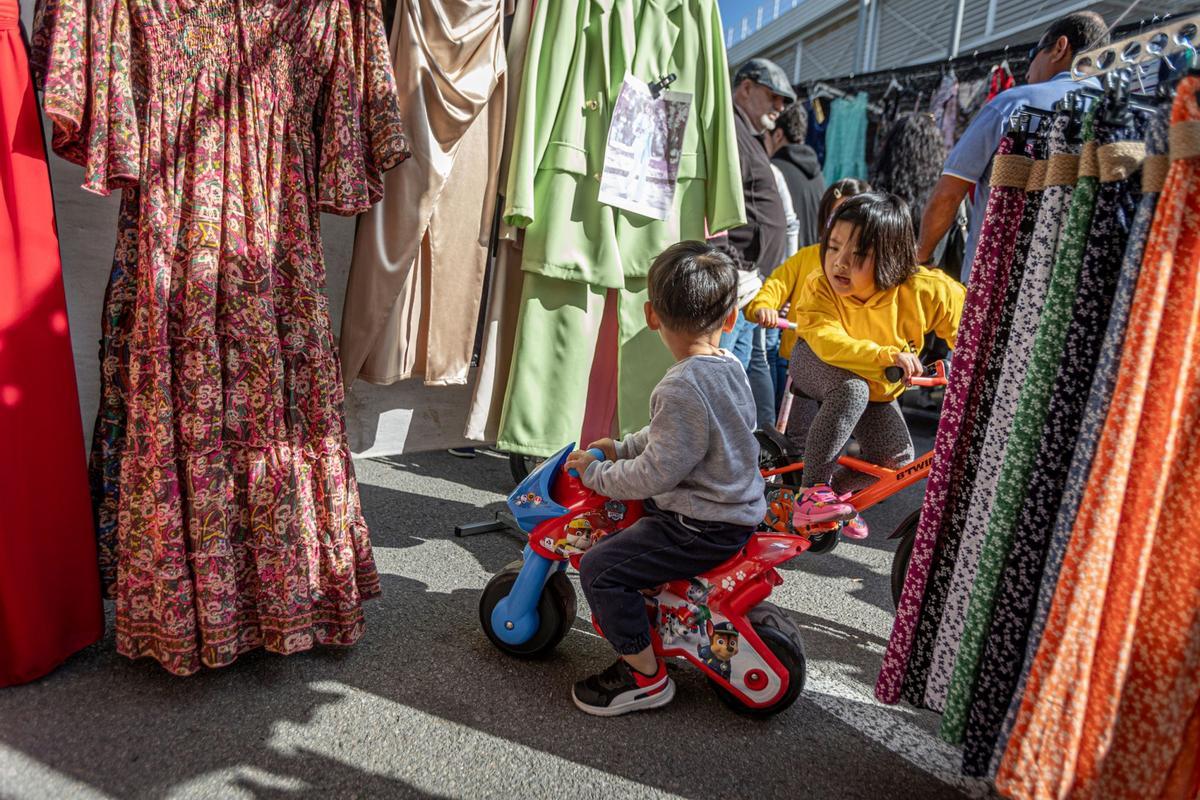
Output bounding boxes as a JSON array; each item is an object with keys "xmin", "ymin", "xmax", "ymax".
[{"xmin": 598, "ymin": 77, "xmax": 692, "ymax": 221}]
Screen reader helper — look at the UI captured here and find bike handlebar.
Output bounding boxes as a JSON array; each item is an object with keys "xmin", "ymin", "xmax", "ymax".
[
  {"xmin": 885, "ymin": 360, "xmax": 950, "ymax": 387},
  {"xmin": 567, "ymin": 447, "xmax": 607, "ymax": 478}
]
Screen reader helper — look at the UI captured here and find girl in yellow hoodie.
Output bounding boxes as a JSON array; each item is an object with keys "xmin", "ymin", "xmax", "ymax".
[{"xmin": 771, "ymin": 192, "xmax": 964, "ymax": 537}]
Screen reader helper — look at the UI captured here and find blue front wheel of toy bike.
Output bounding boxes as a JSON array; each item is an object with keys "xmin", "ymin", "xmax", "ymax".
[{"xmin": 479, "ymin": 560, "xmax": 577, "ymax": 658}]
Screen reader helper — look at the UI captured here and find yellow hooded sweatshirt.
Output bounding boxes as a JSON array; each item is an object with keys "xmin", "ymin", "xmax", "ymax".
[
  {"xmin": 744, "ymin": 244, "xmax": 823, "ymax": 359},
  {"xmin": 792, "ymin": 264, "xmax": 965, "ymax": 402}
]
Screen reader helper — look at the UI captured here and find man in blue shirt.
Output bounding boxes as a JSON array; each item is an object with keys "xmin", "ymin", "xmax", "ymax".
[{"xmin": 915, "ymin": 12, "xmax": 1109, "ymax": 280}]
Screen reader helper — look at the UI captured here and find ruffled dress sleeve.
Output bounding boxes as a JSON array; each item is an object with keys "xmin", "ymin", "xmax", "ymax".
[
  {"xmin": 317, "ymin": 0, "xmax": 409, "ymax": 216},
  {"xmin": 36, "ymin": 0, "xmax": 140, "ymax": 195}
]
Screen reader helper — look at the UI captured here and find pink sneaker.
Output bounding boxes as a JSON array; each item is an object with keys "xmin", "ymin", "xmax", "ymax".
[
  {"xmin": 842, "ymin": 514, "xmax": 869, "ymax": 539},
  {"xmin": 792, "ymin": 484, "xmax": 857, "ymax": 527}
]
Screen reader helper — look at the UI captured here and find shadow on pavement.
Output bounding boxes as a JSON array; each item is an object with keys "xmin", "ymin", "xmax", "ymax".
[{"xmin": 0, "ymin": 468, "xmax": 974, "ymax": 800}]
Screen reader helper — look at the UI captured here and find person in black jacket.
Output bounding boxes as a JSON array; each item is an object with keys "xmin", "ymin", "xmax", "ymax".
[
  {"xmin": 765, "ymin": 102, "xmax": 826, "ymax": 249},
  {"xmin": 718, "ymin": 57, "xmax": 794, "ymax": 430}
]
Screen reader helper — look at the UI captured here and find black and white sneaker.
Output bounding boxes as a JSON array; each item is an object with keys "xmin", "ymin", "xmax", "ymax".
[{"xmin": 571, "ymin": 659, "xmax": 675, "ymax": 717}]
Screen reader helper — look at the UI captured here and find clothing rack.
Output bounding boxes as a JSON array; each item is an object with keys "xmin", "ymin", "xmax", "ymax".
[
  {"xmin": 797, "ymin": 15, "xmax": 1187, "ymax": 106},
  {"xmin": 810, "ymin": 80, "xmax": 885, "ymax": 114},
  {"xmin": 800, "ymin": 42, "xmax": 1029, "ymax": 105},
  {"xmin": 1072, "ymin": 11, "xmax": 1200, "ymax": 79}
]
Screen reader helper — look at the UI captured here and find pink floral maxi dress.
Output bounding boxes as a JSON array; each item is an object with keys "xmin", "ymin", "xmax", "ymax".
[{"xmin": 33, "ymin": 0, "xmax": 408, "ymax": 675}]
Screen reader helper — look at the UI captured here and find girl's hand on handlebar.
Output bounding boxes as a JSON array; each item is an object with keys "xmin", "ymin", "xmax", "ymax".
[
  {"xmin": 893, "ymin": 351, "xmax": 923, "ymax": 384},
  {"xmin": 755, "ymin": 307, "xmax": 779, "ymax": 328},
  {"xmin": 565, "ymin": 449, "xmax": 598, "ymax": 476},
  {"xmin": 586, "ymin": 438, "xmax": 618, "ymax": 462}
]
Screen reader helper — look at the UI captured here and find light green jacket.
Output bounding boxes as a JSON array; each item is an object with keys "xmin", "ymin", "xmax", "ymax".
[{"xmin": 503, "ymin": 0, "xmax": 746, "ymax": 289}]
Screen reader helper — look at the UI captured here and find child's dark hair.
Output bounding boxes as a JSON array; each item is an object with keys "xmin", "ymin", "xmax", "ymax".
[
  {"xmin": 817, "ymin": 178, "xmax": 871, "ymax": 236},
  {"xmin": 820, "ymin": 192, "xmax": 917, "ymax": 291},
  {"xmin": 647, "ymin": 241, "xmax": 738, "ymax": 334}
]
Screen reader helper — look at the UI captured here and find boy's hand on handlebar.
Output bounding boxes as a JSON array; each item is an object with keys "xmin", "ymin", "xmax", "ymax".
[
  {"xmin": 586, "ymin": 438, "xmax": 618, "ymax": 462},
  {"xmin": 755, "ymin": 307, "xmax": 779, "ymax": 328},
  {"xmin": 565, "ymin": 449, "xmax": 599, "ymax": 477},
  {"xmin": 893, "ymin": 351, "xmax": 923, "ymax": 383}
]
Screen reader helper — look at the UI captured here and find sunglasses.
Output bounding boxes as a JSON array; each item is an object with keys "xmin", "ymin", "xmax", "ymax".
[{"xmin": 1028, "ymin": 39, "xmax": 1051, "ymax": 62}]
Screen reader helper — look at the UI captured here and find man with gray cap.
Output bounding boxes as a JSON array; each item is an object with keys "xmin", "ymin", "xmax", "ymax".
[{"xmin": 717, "ymin": 57, "xmax": 794, "ymax": 429}]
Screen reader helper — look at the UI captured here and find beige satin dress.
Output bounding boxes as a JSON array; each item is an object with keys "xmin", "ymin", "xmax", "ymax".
[
  {"xmin": 341, "ymin": 0, "xmax": 506, "ymax": 389},
  {"xmin": 463, "ymin": 0, "xmax": 533, "ymax": 441}
]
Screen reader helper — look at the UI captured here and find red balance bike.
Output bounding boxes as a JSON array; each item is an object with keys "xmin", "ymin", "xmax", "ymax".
[{"xmin": 479, "ymin": 446, "xmax": 808, "ymax": 717}]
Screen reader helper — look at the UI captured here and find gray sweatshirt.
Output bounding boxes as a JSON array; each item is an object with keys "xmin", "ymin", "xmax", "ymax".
[{"xmin": 584, "ymin": 353, "xmax": 767, "ymax": 527}]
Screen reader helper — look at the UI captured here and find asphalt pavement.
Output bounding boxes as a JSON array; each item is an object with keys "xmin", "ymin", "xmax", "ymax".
[{"xmin": 0, "ymin": 414, "xmax": 1000, "ymax": 800}]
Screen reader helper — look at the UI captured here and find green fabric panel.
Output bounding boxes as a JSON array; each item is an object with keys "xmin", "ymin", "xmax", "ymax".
[
  {"xmin": 497, "ymin": 273, "xmax": 606, "ymax": 456},
  {"xmin": 617, "ymin": 278, "xmax": 675, "ymax": 435},
  {"xmin": 497, "ymin": 273, "xmax": 673, "ymax": 456}
]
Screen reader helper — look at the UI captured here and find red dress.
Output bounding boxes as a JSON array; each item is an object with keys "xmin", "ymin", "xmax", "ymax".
[{"xmin": 0, "ymin": 0, "xmax": 103, "ymax": 687}]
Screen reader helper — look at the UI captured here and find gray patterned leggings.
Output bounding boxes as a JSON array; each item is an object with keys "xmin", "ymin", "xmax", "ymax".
[{"xmin": 789, "ymin": 340, "xmax": 915, "ymax": 492}]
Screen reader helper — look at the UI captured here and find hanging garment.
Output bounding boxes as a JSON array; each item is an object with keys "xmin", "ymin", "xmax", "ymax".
[
  {"xmin": 985, "ymin": 63, "xmax": 1016, "ymax": 103},
  {"xmin": 869, "ymin": 111, "xmax": 947, "ymax": 236},
  {"xmin": 0, "ymin": 0, "xmax": 103, "ymax": 687},
  {"xmin": 884, "ymin": 112, "xmax": 1076, "ymax": 708},
  {"xmin": 940, "ymin": 110, "xmax": 1102, "ymax": 743},
  {"xmin": 495, "ymin": 273, "xmax": 675, "ymax": 456},
  {"xmin": 464, "ymin": 0, "xmax": 535, "ymax": 442},
  {"xmin": 898, "ymin": 140, "xmax": 1045, "ymax": 710},
  {"xmin": 992, "ymin": 107, "xmax": 1169, "ymax": 775},
  {"xmin": 954, "ymin": 77, "xmax": 989, "ymax": 143},
  {"xmin": 497, "ymin": 0, "xmax": 744, "ymax": 454},
  {"xmin": 340, "ymin": 0, "xmax": 506, "ymax": 388},
  {"xmin": 823, "ymin": 92, "xmax": 869, "ymax": 182},
  {"xmin": 36, "ymin": 0, "xmax": 407, "ymax": 675},
  {"xmin": 932, "ymin": 72, "xmax": 959, "ymax": 150},
  {"xmin": 962, "ymin": 114, "xmax": 1147, "ymax": 777},
  {"xmin": 997, "ymin": 81, "xmax": 1200, "ymax": 800},
  {"xmin": 806, "ymin": 99, "xmax": 828, "ymax": 167},
  {"xmin": 875, "ymin": 134, "xmax": 1032, "ymax": 704},
  {"xmin": 503, "ymin": 0, "xmax": 744, "ymax": 290}
]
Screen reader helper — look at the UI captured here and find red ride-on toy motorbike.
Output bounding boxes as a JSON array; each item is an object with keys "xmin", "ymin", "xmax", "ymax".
[{"xmin": 479, "ymin": 445, "xmax": 808, "ymax": 717}]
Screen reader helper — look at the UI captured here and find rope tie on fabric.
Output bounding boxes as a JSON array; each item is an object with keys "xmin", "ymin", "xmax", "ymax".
[
  {"xmin": 1098, "ymin": 141, "xmax": 1146, "ymax": 183},
  {"xmin": 1078, "ymin": 141, "xmax": 1100, "ymax": 178},
  {"xmin": 1168, "ymin": 120, "xmax": 1200, "ymax": 160},
  {"xmin": 1142, "ymin": 154, "xmax": 1170, "ymax": 192},
  {"xmin": 991, "ymin": 154, "xmax": 1033, "ymax": 189},
  {"xmin": 1026, "ymin": 159, "xmax": 1049, "ymax": 192},
  {"xmin": 1045, "ymin": 153, "xmax": 1080, "ymax": 187}
]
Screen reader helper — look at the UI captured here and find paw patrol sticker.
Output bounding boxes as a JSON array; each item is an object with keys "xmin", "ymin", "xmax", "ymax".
[
  {"xmin": 513, "ymin": 492, "xmax": 544, "ymax": 508},
  {"xmin": 540, "ymin": 510, "xmax": 624, "ymax": 557},
  {"xmin": 698, "ymin": 621, "xmax": 740, "ymax": 680}
]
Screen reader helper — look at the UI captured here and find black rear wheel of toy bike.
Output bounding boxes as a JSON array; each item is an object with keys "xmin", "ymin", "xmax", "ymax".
[
  {"xmin": 806, "ymin": 529, "xmax": 840, "ymax": 554},
  {"xmin": 508, "ymin": 453, "xmax": 545, "ymax": 485},
  {"xmin": 479, "ymin": 560, "xmax": 577, "ymax": 658},
  {"xmin": 890, "ymin": 510, "xmax": 920, "ymax": 609},
  {"xmin": 708, "ymin": 602, "xmax": 806, "ymax": 718},
  {"xmin": 755, "ymin": 429, "xmax": 800, "ymax": 491},
  {"xmin": 755, "ymin": 429, "xmax": 791, "ymax": 473}
]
